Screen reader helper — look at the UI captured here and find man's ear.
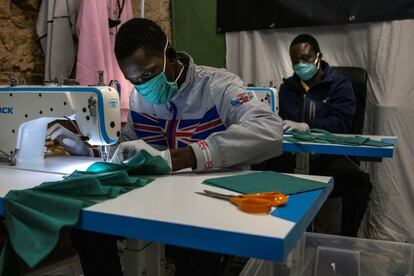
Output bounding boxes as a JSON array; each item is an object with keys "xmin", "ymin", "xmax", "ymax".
[{"xmin": 166, "ymin": 47, "xmax": 177, "ymax": 63}]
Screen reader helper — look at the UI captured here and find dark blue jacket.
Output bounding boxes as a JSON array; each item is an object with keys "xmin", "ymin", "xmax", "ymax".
[{"xmin": 279, "ymin": 61, "xmax": 356, "ymax": 134}]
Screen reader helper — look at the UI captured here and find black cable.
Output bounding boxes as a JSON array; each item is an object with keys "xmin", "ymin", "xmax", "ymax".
[
  {"xmin": 63, "ymin": 116, "xmax": 81, "ymax": 134},
  {"xmin": 121, "ymin": 242, "xmax": 154, "ymax": 253},
  {"xmin": 116, "ymin": 0, "xmax": 126, "ymax": 21},
  {"xmin": 0, "ymin": 150, "xmax": 11, "ymax": 159},
  {"xmin": 137, "ymin": 241, "xmax": 153, "ymax": 252}
]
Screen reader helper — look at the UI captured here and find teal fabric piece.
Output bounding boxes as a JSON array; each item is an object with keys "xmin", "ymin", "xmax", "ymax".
[
  {"xmin": 285, "ymin": 129, "xmax": 392, "ymax": 147},
  {"xmin": 0, "ymin": 242, "xmax": 22, "ymax": 276},
  {"xmin": 0, "ymin": 151, "xmax": 171, "ymax": 275},
  {"xmin": 4, "ymin": 190, "xmax": 92, "ymax": 272},
  {"xmin": 203, "ymin": 171, "xmax": 327, "ymax": 195},
  {"xmin": 36, "ymin": 171, "xmax": 146, "ymax": 199},
  {"xmin": 87, "ymin": 150, "xmax": 172, "ymax": 175}
]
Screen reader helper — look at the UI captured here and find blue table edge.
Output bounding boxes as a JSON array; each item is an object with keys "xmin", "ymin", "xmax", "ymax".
[
  {"xmin": 0, "ymin": 178, "xmax": 333, "ymax": 262},
  {"xmin": 272, "ymin": 180, "xmax": 333, "ymax": 259},
  {"xmin": 283, "ymin": 140, "xmax": 395, "ymax": 158}
]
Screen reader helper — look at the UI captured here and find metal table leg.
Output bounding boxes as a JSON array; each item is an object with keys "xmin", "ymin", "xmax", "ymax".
[
  {"xmin": 124, "ymin": 239, "xmax": 166, "ymax": 276},
  {"xmin": 294, "ymin": 153, "xmax": 310, "ymax": 174}
]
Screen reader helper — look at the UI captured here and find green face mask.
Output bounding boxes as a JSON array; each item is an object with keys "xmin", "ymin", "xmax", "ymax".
[
  {"xmin": 293, "ymin": 53, "xmax": 320, "ymax": 81},
  {"xmin": 134, "ymin": 41, "xmax": 184, "ymax": 104}
]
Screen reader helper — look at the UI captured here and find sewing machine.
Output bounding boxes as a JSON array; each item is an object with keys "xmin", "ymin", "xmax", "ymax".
[
  {"xmin": 246, "ymin": 87, "xmax": 279, "ymax": 114},
  {"xmin": 0, "ymin": 85, "xmax": 120, "ymax": 166}
]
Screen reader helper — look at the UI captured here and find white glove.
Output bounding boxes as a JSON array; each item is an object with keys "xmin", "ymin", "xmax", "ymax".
[
  {"xmin": 46, "ymin": 124, "xmax": 93, "ymax": 156},
  {"xmin": 110, "ymin": 140, "xmax": 172, "ymax": 170},
  {"xmin": 283, "ymin": 120, "xmax": 310, "ymax": 133}
]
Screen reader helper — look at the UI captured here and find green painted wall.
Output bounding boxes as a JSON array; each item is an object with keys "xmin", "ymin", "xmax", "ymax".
[{"xmin": 172, "ymin": 0, "xmax": 226, "ymax": 68}]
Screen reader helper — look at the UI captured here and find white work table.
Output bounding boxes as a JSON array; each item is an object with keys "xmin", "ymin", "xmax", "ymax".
[
  {"xmin": 2, "ymin": 155, "xmax": 99, "ymax": 175},
  {"xmin": 0, "ymin": 157, "xmax": 333, "ymax": 261}
]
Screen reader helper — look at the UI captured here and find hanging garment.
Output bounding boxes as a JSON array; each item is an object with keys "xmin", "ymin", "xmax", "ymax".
[
  {"xmin": 0, "ymin": 151, "xmax": 170, "ymax": 275},
  {"xmin": 76, "ymin": 0, "xmax": 134, "ymax": 122},
  {"xmin": 36, "ymin": 0, "xmax": 81, "ymax": 82}
]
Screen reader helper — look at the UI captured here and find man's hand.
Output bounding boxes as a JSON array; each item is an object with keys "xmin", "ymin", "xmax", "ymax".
[
  {"xmin": 47, "ymin": 124, "xmax": 93, "ymax": 156},
  {"xmin": 110, "ymin": 140, "xmax": 198, "ymax": 172},
  {"xmin": 283, "ymin": 120, "xmax": 310, "ymax": 133},
  {"xmin": 110, "ymin": 140, "xmax": 172, "ymax": 171},
  {"xmin": 170, "ymin": 147, "xmax": 197, "ymax": 171}
]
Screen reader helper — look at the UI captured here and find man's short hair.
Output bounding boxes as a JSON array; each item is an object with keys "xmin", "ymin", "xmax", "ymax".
[
  {"xmin": 115, "ymin": 18, "xmax": 167, "ymax": 60},
  {"xmin": 290, "ymin": 34, "xmax": 321, "ymax": 54}
]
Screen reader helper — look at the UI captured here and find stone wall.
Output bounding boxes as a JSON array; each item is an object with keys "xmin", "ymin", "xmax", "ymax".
[
  {"xmin": 0, "ymin": 0, "xmax": 44, "ymax": 84},
  {"xmin": 0, "ymin": 0, "xmax": 171, "ymax": 85},
  {"xmin": 132, "ymin": 0, "xmax": 172, "ymax": 40}
]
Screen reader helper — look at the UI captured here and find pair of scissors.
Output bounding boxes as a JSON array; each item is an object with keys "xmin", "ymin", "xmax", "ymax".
[{"xmin": 196, "ymin": 190, "xmax": 288, "ymax": 214}]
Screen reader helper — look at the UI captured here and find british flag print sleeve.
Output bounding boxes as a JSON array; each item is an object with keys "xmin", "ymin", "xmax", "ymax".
[{"xmin": 189, "ymin": 72, "xmax": 284, "ymax": 172}]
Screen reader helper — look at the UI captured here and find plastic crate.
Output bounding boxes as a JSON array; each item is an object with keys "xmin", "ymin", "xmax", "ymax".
[{"xmin": 240, "ymin": 232, "xmax": 414, "ymax": 276}]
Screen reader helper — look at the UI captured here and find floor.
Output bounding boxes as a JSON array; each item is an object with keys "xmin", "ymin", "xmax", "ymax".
[
  {"xmin": 27, "ymin": 254, "xmax": 248, "ymax": 276},
  {"xmin": 27, "ymin": 255, "xmax": 83, "ymax": 276}
]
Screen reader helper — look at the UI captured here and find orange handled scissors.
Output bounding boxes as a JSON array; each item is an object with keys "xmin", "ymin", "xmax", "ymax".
[{"xmin": 196, "ymin": 190, "xmax": 288, "ymax": 214}]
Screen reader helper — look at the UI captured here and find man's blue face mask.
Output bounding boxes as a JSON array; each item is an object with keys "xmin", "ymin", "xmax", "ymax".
[
  {"xmin": 293, "ymin": 53, "xmax": 320, "ymax": 81},
  {"xmin": 134, "ymin": 41, "xmax": 184, "ymax": 105}
]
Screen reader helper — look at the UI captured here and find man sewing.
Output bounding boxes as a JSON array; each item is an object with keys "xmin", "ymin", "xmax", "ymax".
[
  {"xmin": 262, "ymin": 34, "xmax": 372, "ymax": 237},
  {"xmin": 49, "ymin": 18, "xmax": 283, "ymax": 276}
]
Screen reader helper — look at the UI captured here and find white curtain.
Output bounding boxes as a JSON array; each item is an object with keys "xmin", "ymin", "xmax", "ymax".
[{"xmin": 226, "ymin": 20, "xmax": 414, "ymax": 242}]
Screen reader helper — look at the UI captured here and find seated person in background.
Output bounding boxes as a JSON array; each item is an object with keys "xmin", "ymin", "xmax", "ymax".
[
  {"xmin": 261, "ymin": 34, "xmax": 372, "ymax": 237},
  {"xmin": 48, "ymin": 18, "xmax": 283, "ymax": 276}
]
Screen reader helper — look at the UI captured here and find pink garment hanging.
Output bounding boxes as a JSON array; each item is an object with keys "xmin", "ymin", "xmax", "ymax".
[{"xmin": 76, "ymin": 0, "xmax": 133, "ymax": 122}]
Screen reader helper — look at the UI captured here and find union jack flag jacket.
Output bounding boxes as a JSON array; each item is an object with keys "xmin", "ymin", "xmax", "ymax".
[{"xmin": 121, "ymin": 53, "xmax": 283, "ymax": 171}]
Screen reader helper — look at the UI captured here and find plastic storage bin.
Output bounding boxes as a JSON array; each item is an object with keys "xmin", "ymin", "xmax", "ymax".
[{"xmin": 240, "ymin": 232, "xmax": 414, "ymax": 276}]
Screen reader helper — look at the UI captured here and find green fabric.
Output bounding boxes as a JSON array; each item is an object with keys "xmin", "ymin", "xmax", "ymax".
[
  {"xmin": 0, "ymin": 242, "xmax": 22, "ymax": 276},
  {"xmin": 203, "ymin": 171, "xmax": 327, "ymax": 195},
  {"xmin": 285, "ymin": 129, "xmax": 392, "ymax": 147},
  {"xmin": 0, "ymin": 151, "xmax": 171, "ymax": 275},
  {"xmin": 86, "ymin": 149, "xmax": 171, "ymax": 175}
]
